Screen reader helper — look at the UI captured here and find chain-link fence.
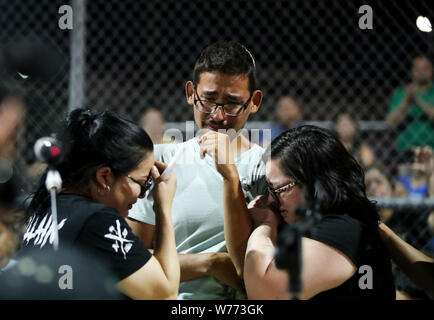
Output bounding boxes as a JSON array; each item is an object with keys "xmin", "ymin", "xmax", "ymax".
[
  {"xmin": 2, "ymin": 0, "xmax": 434, "ymax": 163},
  {"xmin": 1, "ymin": 0, "xmax": 434, "ymax": 298}
]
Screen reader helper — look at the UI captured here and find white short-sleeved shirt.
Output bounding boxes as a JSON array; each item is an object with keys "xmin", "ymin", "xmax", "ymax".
[{"xmin": 129, "ymin": 138, "xmax": 267, "ymax": 300}]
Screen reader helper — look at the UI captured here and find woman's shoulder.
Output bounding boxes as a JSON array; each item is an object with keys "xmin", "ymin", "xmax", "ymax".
[
  {"xmin": 314, "ymin": 214, "xmax": 363, "ymax": 231},
  {"xmin": 58, "ymin": 194, "xmax": 119, "ymax": 216},
  {"xmin": 308, "ymin": 214, "xmax": 366, "ymax": 264},
  {"xmin": 56, "ymin": 194, "xmax": 121, "ymax": 230}
]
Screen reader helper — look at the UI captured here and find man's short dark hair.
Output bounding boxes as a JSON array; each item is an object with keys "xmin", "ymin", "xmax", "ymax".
[{"xmin": 193, "ymin": 41, "xmax": 257, "ymax": 93}]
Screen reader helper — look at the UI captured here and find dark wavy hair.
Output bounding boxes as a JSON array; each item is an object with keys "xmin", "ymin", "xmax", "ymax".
[
  {"xmin": 267, "ymin": 125, "xmax": 379, "ymax": 227},
  {"xmin": 27, "ymin": 108, "xmax": 153, "ymax": 219},
  {"xmin": 193, "ymin": 41, "xmax": 257, "ymax": 93}
]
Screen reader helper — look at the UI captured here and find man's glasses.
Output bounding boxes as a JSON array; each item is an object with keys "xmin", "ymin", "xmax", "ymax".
[
  {"xmin": 128, "ymin": 175, "xmax": 153, "ymax": 198},
  {"xmin": 267, "ymin": 181, "xmax": 297, "ymax": 205},
  {"xmin": 193, "ymin": 87, "xmax": 252, "ymax": 117}
]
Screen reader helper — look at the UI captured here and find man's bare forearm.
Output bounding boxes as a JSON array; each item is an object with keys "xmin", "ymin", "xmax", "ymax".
[
  {"xmin": 223, "ymin": 175, "xmax": 253, "ymax": 278},
  {"xmin": 179, "ymin": 253, "xmax": 214, "ymax": 281},
  {"xmin": 379, "ymin": 222, "xmax": 434, "ymax": 295}
]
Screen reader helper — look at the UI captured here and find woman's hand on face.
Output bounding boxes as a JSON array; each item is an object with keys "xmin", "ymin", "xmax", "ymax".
[
  {"xmin": 248, "ymin": 195, "xmax": 282, "ymax": 229},
  {"xmin": 151, "ymin": 161, "xmax": 177, "ymax": 213},
  {"xmin": 198, "ymin": 131, "xmax": 238, "ymax": 181}
]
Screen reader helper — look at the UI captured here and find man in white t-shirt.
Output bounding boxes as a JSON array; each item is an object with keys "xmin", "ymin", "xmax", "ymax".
[{"xmin": 128, "ymin": 41, "xmax": 267, "ymax": 299}]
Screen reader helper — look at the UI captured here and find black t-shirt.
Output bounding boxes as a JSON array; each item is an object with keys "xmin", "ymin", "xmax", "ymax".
[
  {"xmin": 0, "ymin": 246, "xmax": 125, "ymax": 299},
  {"xmin": 19, "ymin": 194, "xmax": 152, "ymax": 282},
  {"xmin": 307, "ymin": 214, "xmax": 396, "ymax": 300}
]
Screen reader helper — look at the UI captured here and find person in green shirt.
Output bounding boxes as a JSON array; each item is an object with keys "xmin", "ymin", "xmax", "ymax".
[{"xmin": 387, "ymin": 56, "xmax": 434, "ymax": 151}]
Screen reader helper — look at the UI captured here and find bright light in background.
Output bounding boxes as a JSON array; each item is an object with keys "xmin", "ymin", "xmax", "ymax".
[
  {"xmin": 416, "ymin": 16, "xmax": 432, "ymax": 32},
  {"xmin": 17, "ymin": 72, "xmax": 29, "ymax": 79}
]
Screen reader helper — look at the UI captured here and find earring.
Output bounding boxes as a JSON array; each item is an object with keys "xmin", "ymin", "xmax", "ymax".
[
  {"xmin": 97, "ymin": 187, "xmax": 103, "ymax": 195},
  {"xmin": 106, "ymin": 185, "xmax": 111, "ymax": 192}
]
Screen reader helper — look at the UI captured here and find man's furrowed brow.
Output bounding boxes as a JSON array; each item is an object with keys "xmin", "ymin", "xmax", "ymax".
[
  {"xmin": 224, "ymin": 93, "xmax": 244, "ymax": 101},
  {"xmin": 201, "ymin": 90, "xmax": 218, "ymax": 96}
]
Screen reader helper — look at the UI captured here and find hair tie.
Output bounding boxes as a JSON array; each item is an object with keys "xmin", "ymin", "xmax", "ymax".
[{"xmin": 79, "ymin": 109, "xmax": 96, "ymax": 127}]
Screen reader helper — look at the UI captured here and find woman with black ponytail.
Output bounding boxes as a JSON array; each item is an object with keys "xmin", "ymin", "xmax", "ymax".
[{"xmin": 18, "ymin": 108, "xmax": 179, "ymax": 299}]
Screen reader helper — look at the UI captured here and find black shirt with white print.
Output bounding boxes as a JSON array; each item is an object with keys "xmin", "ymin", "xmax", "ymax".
[{"xmin": 20, "ymin": 194, "xmax": 152, "ymax": 281}]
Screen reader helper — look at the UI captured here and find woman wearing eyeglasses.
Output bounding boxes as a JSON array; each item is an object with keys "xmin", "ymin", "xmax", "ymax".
[
  {"xmin": 16, "ymin": 108, "xmax": 179, "ymax": 299},
  {"xmin": 208, "ymin": 125, "xmax": 395, "ymax": 300}
]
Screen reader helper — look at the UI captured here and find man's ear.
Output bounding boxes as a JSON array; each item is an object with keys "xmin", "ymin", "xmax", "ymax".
[
  {"xmin": 249, "ymin": 90, "xmax": 263, "ymax": 114},
  {"xmin": 95, "ymin": 166, "xmax": 114, "ymax": 189},
  {"xmin": 185, "ymin": 81, "xmax": 195, "ymax": 106}
]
